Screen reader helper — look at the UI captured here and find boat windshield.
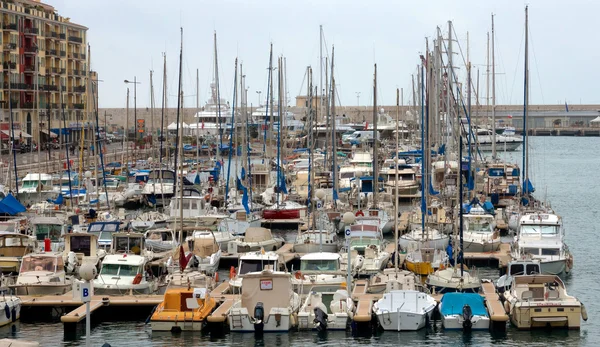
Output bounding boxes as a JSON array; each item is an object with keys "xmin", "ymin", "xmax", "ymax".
[
  {"xmin": 350, "ymin": 238, "xmax": 380, "ymax": 248},
  {"xmin": 0, "ymin": 236, "xmax": 27, "ymax": 247},
  {"xmin": 520, "ymin": 225, "xmax": 558, "ymax": 235},
  {"xmin": 468, "ymin": 221, "xmax": 493, "ymax": 233},
  {"xmin": 35, "ymin": 224, "xmax": 62, "ymax": 241},
  {"xmin": 100, "ymin": 264, "xmax": 140, "ymax": 276},
  {"xmin": 300, "ymin": 259, "xmax": 339, "ymax": 272},
  {"xmin": 70, "ymin": 236, "xmax": 92, "ymax": 256},
  {"xmin": 20, "ymin": 256, "xmax": 57, "ymax": 273},
  {"xmin": 238, "ymin": 259, "xmax": 276, "ymax": 275},
  {"xmin": 21, "ymin": 181, "xmax": 38, "ymax": 188}
]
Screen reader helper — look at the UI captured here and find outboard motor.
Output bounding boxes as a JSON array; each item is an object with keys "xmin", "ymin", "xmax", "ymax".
[
  {"xmin": 313, "ymin": 307, "xmax": 328, "ymax": 332},
  {"xmin": 462, "ymin": 304, "xmax": 473, "ymax": 331},
  {"xmin": 253, "ymin": 302, "xmax": 265, "ymax": 334}
]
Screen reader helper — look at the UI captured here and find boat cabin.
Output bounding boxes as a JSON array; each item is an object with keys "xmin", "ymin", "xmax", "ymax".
[
  {"xmin": 64, "ymin": 233, "xmax": 99, "ymax": 258},
  {"xmin": 111, "ymin": 232, "xmax": 145, "ymax": 255},
  {"xmin": 299, "ymin": 252, "xmax": 341, "ymax": 273},
  {"xmin": 19, "ymin": 253, "xmax": 65, "ymax": 274},
  {"xmin": 30, "ymin": 216, "xmax": 66, "ymax": 252},
  {"xmin": 0, "ymin": 232, "xmax": 35, "ymax": 273},
  {"xmin": 237, "ymin": 251, "xmax": 280, "ymax": 276}
]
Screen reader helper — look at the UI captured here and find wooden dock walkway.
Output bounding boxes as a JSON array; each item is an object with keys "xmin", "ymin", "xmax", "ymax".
[
  {"xmin": 481, "ymin": 281, "xmax": 509, "ymax": 327},
  {"xmin": 463, "ymin": 243, "xmax": 512, "ymax": 268}
]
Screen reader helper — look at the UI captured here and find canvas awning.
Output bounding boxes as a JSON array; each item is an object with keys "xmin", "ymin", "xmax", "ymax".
[
  {"xmin": 1, "ymin": 130, "xmax": 32, "ymax": 138},
  {"xmin": 40, "ymin": 128, "xmax": 58, "ymax": 138},
  {"xmin": 590, "ymin": 116, "xmax": 600, "ymax": 123}
]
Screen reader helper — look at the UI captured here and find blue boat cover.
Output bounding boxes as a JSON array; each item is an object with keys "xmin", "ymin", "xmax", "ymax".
[
  {"xmin": 440, "ymin": 293, "xmax": 488, "ymax": 317},
  {"xmin": 0, "ymin": 194, "xmax": 26, "ymax": 215}
]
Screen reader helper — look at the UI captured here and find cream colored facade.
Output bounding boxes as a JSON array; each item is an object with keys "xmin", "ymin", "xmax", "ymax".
[{"xmin": 0, "ymin": 0, "xmax": 89, "ymax": 143}]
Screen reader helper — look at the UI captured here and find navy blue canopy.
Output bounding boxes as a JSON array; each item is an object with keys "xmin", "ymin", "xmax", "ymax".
[{"xmin": 0, "ymin": 194, "xmax": 26, "ymax": 215}]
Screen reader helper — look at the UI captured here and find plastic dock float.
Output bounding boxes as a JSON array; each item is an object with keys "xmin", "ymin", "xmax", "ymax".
[
  {"xmin": 354, "ymin": 299, "xmax": 373, "ymax": 323},
  {"xmin": 61, "ymin": 301, "xmax": 104, "ymax": 323},
  {"xmin": 207, "ymin": 298, "xmax": 236, "ymax": 323},
  {"xmin": 481, "ymin": 281, "xmax": 509, "ymax": 329}
]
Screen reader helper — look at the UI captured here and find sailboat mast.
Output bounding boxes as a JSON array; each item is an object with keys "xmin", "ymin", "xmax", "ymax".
[
  {"xmin": 394, "ymin": 88, "xmax": 400, "ymax": 271},
  {"xmin": 262, "ymin": 44, "xmax": 273, "ymax": 161},
  {"xmin": 150, "ymin": 69, "xmax": 155, "ymax": 155},
  {"xmin": 160, "ymin": 53, "xmax": 166, "ymax": 168},
  {"xmin": 372, "ymin": 64, "xmax": 378, "ymax": 208},
  {"xmin": 176, "ymin": 28, "xmax": 184, "ymax": 244},
  {"xmin": 196, "ymin": 68, "xmax": 200, "ymax": 173},
  {"xmin": 224, "ymin": 59, "xmax": 238, "ymax": 205},
  {"xmin": 491, "ymin": 14, "xmax": 497, "ymax": 159},
  {"xmin": 330, "ymin": 46, "xmax": 337, "ymax": 209},
  {"xmin": 214, "ymin": 31, "xmax": 223, "ymax": 162},
  {"xmin": 276, "ymin": 57, "xmax": 282, "ymax": 207},
  {"xmin": 522, "ymin": 6, "xmax": 530, "ymax": 190}
]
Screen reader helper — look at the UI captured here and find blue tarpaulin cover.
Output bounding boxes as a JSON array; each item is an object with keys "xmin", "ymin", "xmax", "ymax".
[
  {"xmin": 0, "ymin": 194, "xmax": 26, "ymax": 215},
  {"xmin": 440, "ymin": 293, "xmax": 488, "ymax": 317}
]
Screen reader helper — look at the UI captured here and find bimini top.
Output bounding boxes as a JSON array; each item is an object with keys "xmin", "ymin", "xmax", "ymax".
[{"xmin": 440, "ymin": 293, "xmax": 488, "ymax": 317}]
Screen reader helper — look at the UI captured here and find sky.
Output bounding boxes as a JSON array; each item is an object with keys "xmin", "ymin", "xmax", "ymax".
[{"xmin": 51, "ymin": 0, "xmax": 595, "ymax": 108}]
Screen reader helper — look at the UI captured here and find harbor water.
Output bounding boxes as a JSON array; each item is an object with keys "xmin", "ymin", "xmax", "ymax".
[{"xmin": 2, "ymin": 136, "xmax": 598, "ymax": 346}]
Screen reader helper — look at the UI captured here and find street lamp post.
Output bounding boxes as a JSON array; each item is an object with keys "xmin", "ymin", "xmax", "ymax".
[
  {"xmin": 256, "ymin": 90, "xmax": 262, "ymax": 107},
  {"xmin": 342, "ymin": 212, "xmax": 356, "ymax": 293},
  {"xmin": 356, "ymin": 92, "xmax": 361, "ymax": 106},
  {"xmin": 124, "ymin": 77, "xmax": 141, "ymax": 146}
]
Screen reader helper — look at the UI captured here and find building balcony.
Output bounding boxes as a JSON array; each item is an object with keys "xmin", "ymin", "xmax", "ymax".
[
  {"xmin": 24, "ymin": 65, "xmax": 35, "ymax": 72},
  {"xmin": 3, "ymin": 43, "xmax": 16, "ymax": 51},
  {"xmin": 3, "ymin": 62, "xmax": 16, "ymax": 69},
  {"xmin": 74, "ymin": 103, "xmax": 85, "ymax": 109},
  {"xmin": 50, "ymin": 67, "xmax": 57, "ymax": 74},
  {"xmin": 73, "ymin": 69, "xmax": 80, "ymax": 76},
  {"xmin": 61, "ymin": 86, "xmax": 66, "ymax": 92},
  {"xmin": 73, "ymin": 52, "xmax": 79, "ymax": 59},
  {"xmin": 24, "ymin": 27, "xmax": 39, "ymax": 35},
  {"xmin": 45, "ymin": 49, "xmax": 57, "ymax": 56},
  {"xmin": 68, "ymin": 36, "xmax": 82, "ymax": 44},
  {"xmin": 59, "ymin": 33, "xmax": 66, "ymax": 40},
  {"xmin": 3, "ymin": 23, "xmax": 17, "ymax": 31},
  {"xmin": 74, "ymin": 86, "xmax": 86, "ymax": 93},
  {"xmin": 22, "ymin": 102, "xmax": 34, "ymax": 109},
  {"xmin": 60, "ymin": 50, "xmax": 66, "ymax": 57},
  {"xmin": 40, "ymin": 85, "xmax": 58, "ymax": 92},
  {"xmin": 50, "ymin": 32, "xmax": 58, "ymax": 38},
  {"xmin": 24, "ymin": 46, "xmax": 37, "ymax": 54},
  {"xmin": 60, "ymin": 68, "xmax": 66, "ymax": 74},
  {"xmin": 80, "ymin": 54, "xmax": 86, "ymax": 60}
]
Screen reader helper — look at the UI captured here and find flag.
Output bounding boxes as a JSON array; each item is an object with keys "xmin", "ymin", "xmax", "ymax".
[
  {"xmin": 507, "ymin": 114, "xmax": 513, "ymax": 119},
  {"xmin": 179, "ymin": 245, "xmax": 193, "ymax": 271},
  {"xmin": 241, "ymin": 167, "xmax": 246, "ymax": 180},
  {"xmin": 364, "ymin": 122, "xmax": 369, "ymax": 130},
  {"xmin": 242, "ymin": 185, "xmax": 250, "ymax": 214},
  {"xmin": 201, "ymin": 120, "xmax": 205, "ymax": 129},
  {"xmin": 565, "ymin": 102, "xmax": 569, "ymax": 112}
]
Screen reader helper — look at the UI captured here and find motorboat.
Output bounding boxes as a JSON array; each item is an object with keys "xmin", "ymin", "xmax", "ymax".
[
  {"xmin": 473, "ymin": 128, "xmax": 523, "ymax": 152},
  {"xmin": 458, "ymin": 205, "xmax": 501, "ymax": 253},
  {"xmin": 297, "ymin": 289, "xmax": 354, "ymax": 331},
  {"xmin": 368, "ymin": 268, "xmax": 421, "ymax": 294},
  {"xmin": 340, "ymin": 223, "xmax": 390, "ymax": 276},
  {"xmin": 0, "ymin": 232, "xmax": 36, "ymax": 273},
  {"xmin": 11, "ymin": 252, "xmax": 72, "ymax": 295},
  {"xmin": 62, "ymin": 233, "xmax": 105, "ymax": 275},
  {"xmin": 512, "ymin": 213, "xmax": 573, "ymax": 275},
  {"xmin": 93, "ymin": 232, "xmax": 164, "ymax": 295},
  {"xmin": 373, "ymin": 289, "xmax": 436, "ymax": 331},
  {"xmin": 293, "ymin": 213, "xmax": 339, "ymax": 254},
  {"xmin": 294, "ymin": 252, "xmax": 347, "ymax": 295},
  {"xmin": 130, "ymin": 211, "xmax": 169, "ymax": 232},
  {"xmin": 380, "ymin": 160, "xmax": 420, "ymax": 198},
  {"xmin": 187, "ymin": 228, "xmax": 237, "ymax": 253},
  {"xmin": 150, "ymin": 287, "xmax": 217, "ymax": 332},
  {"xmin": 228, "ymin": 270, "xmax": 301, "ymax": 333},
  {"xmin": 141, "ymin": 169, "xmax": 176, "ymax": 206},
  {"xmin": 503, "ymin": 275, "xmax": 587, "ymax": 329},
  {"xmin": 230, "ymin": 227, "xmax": 284, "ymax": 253},
  {"xmin": 218, "ymin": 211, "xmax": 262, "ymax": 236},
  {"xmin": 440, "ymin": 292, "xmax": 490, "ymax": 331},
  {"xmin": 262, "ymin": 200, "xmax": 308, "ymax": 226}
]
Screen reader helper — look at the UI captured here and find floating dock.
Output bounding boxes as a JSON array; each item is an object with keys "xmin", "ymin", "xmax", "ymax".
[
  {"xmin": 481, "ymin": 281, "xmax": 509, "ymax": 330},
  {"xmin": 463, "ymin": 243, "xmax": 512, "ymax": 268}
]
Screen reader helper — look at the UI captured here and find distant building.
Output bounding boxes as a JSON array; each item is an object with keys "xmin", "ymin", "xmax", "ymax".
[{"xmin": 0, "ymin": 0, "xmax": 90, "ymax": 145}]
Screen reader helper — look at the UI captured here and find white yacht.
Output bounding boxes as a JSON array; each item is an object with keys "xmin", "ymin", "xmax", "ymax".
[
  {"xmin": 373, "ymin": 289, "xmax": 436, "ymax": 331},
  {"xmin": 294, "ymin": 252, "xmax": 347, "ymax": 295},
  {"xmin": 340, "ymin": 224, "xmax": 389, "ymax": 276},
  {"xmin": 298, "ymin": 289, "xmax": 353, "ymax": 331},
  {"xmin": 17, "ymin": 173, "xmax": 59, "ymax": 206},
  {"xmin": 473, "ymin": 128, "xmax": 523, "ymax": 152},
  {"xmin": 230, "ymin": 227, "xmax": 284, "ymax": 253},
  {"xmin": 512, "ymin": 213, "xmax": 572, "ymax": 275},
  {"xmin": 229, "ymin": 251, "xmax": 280, "ymax": 291},
  {"xmin": 192, "ymin": 81, "xmax": 230, "ymax": 136}
]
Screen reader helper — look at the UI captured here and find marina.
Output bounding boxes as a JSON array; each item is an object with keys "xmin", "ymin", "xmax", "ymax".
[{"xmin": 0, "ymin": 1, "xmax": 595, "ymax": 346}]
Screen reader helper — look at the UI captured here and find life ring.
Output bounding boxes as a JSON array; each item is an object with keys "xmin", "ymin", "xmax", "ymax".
[
  {"xmin": 493, "ymin": 178, "xmax": 500, "ymax": 185},
  {"xmin": 132, "ymin": 273, "xmax": 143, "ymax": 285},
  {"xmin": 355, "ymin": 210, "xmax": 364, "ymax": 217},
  {"xmin": 229, "ymin": 266, "xmax": 236, "ymax": 279},
  {"xmin": 295, "ymin": 271, "xmax": 303, "ymax": 280}
]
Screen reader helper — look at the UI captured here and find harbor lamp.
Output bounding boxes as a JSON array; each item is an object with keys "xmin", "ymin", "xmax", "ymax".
[
  {"xmin": 79, "ymin": 262, "xmax": 97, "ymax": 347},
  {"xmin": 316, "ymin": 189, "xmax": 326, "ymax": 252},
  {"xmin": 342, "ymin": 211, "xmax": 356, "ymax": 293},
  {"xmin": 124, "ymin": 78, "xmax": 141, "ymax": 141}
]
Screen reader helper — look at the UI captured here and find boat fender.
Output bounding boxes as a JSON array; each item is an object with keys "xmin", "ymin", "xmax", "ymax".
[
  {"xmin": 132, "ymin": 273, "xmax": 143, "ymax": 285},
  {"xmin": 295, "ymin": 271, "xmax": 303, "ymax": 280},
  {"xmin": 11, "ymin": 306, "xmax": 16, "ymax": 322},
  {"xmin": 229, "ymin": 266, "xmax": 236, "ymax": 279},
  {"xmin": 581, "ymin": 303, "xmax": 588, "ymax": 321},
  {"xmin": 503, "ymin": 301, "xmax": 510, "ymax": 314},
  {"xmin": 214, "ymin": 272, "xmax": 219, "ymax": 282},
  {"xmin": 355, "ymin": 210, "xmax": 364, "ymax": 217},
  {"xmin": 3, "ymin": 304, "xmax": 9, "ymax": 320}
]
